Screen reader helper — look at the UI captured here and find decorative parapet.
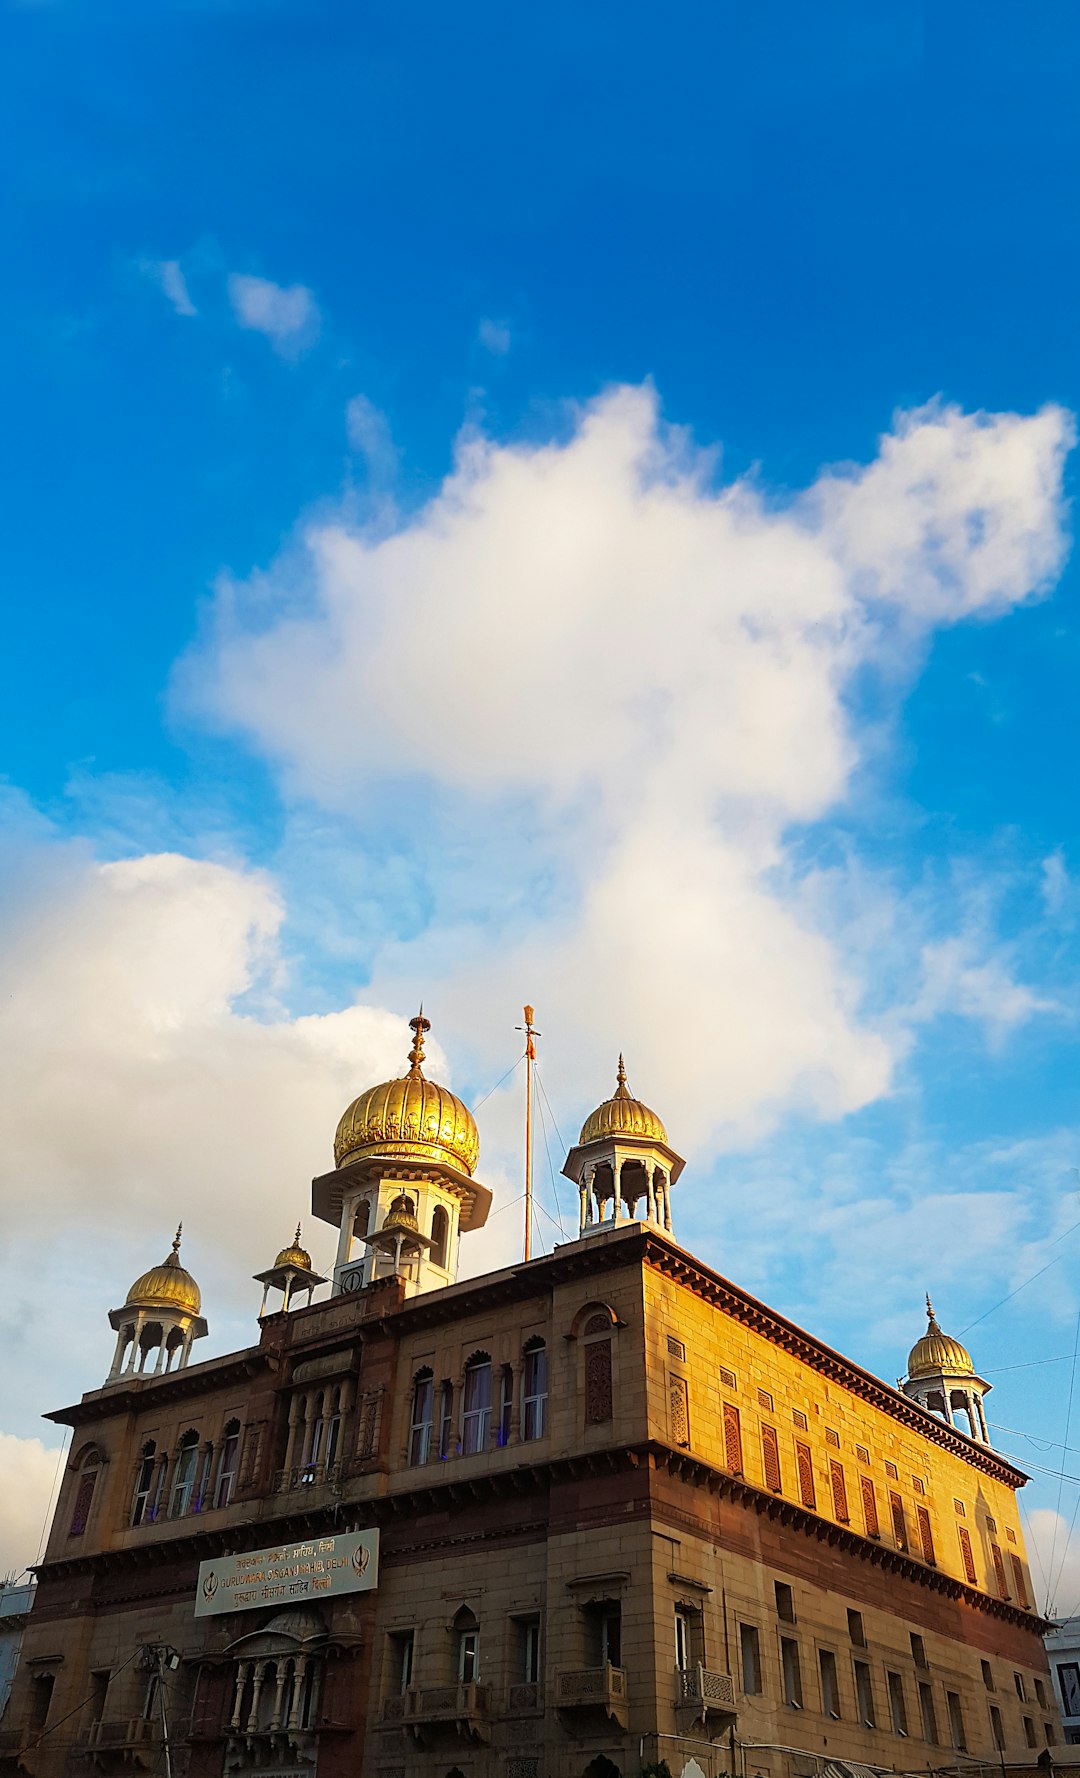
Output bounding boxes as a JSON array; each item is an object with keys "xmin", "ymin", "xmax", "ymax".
[{"xmin": 554, "ymin": 1663, "xmax": 628, "ymax": 1726}]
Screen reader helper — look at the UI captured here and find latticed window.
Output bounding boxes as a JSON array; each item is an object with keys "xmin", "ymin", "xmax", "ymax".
[
  {"xmin": 669, "ymin": 1376, "xmax": 689, "ymax": 1447},
  {"xmin": 990, "ymin": 1542, "xmax": 1010, "ymax": 1600},
  {"xmin": 1011, "ymin": 1553, "xmax": 1030, "ymax": 1608},
  {"xmin": 723, "ymin": 1402, "xmax": 743, "ymax": 1475},
  {"xmin": 825, "ymin": 1427, "xmax": 839, "ymax": 1448},
  {"xmin": 757, "ymin": 1388, "xmax": 773, "ymax": 1411},
  {"xmin": 958, "ymin": 1524, "xmax": 977, "ymax": 1584},
  {"xmin": 719, "ymin": 1366, "xmax": 737, "ymax": 1389},
  {"xmin": 860, "ymin": 1475, "xmax": 879, "ymax": 1538},
  {"xmin": 69, "ymin": 1453, "xmax": 100, "ymax": 1537},
  {"xmin": 793, "ymin": 1409, "xmax": 808, "ymax": 1431},
  {"xmin": 916, "ymin": 1504, "xmax": 936, "ymax": 1565},
  {"xmin": 583, "ymin": 1325, "xmax": 613, "ymax": 1426},
  {"xmin": 795, "ymin": 1440, "xmax": 815, "ymax": 1510},
  {"xmin": 829, "ymin": 1459, "xmax": 849, "ymax": 1523},
  {"xmin": 889, "ymin": 1491, "xmax": 907, "ymax": 1550},
  {"xmin": 761, "ymin": 1424, "xmax": 781, "ymax": 1492}
]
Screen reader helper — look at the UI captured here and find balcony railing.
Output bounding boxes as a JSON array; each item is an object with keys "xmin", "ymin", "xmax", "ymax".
[
  {"xmin": 677, "ymin": 1664, "xmax": 736, "ymax": 1714},
  {"xmin": 554, "ymin": 1664, "xmax": 628, "ymax": 1725},
  {"xmin": 80, "ymin": 1719, "xmax": 160, "ymax": 1767},
  {"xmin": 381, "ymin": 1684, "xmax": 490, "ymax": 1740},
  {"xmin": 272, "ymin": 1460, "xmax": 342, "ymax": 1492}
]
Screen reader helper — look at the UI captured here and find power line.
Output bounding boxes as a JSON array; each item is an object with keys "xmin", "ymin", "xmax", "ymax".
[
  {"xmin": 532, "ymin": 1079, "xmax": 567, "ymax": 1242},
  {"xmin": 471, "ymin": 1051, "xmax": 525, "ymax": 1112},
  {"xmin": 960, "ymin": 1216, "xmax": 1080, "ymax": 1338},
  {"xmin": 1047, "ymin": 1307, "xmax": 1080, "ymax": 1615}
]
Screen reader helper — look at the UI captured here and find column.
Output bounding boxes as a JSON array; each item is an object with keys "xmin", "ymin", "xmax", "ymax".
[
  {"xmin": 584, "ymin": 1166, "xmax": 596, "ymax": 1225},
  {"xmin": 662, "ymin": 1177, "xmax": 672, "ymax": 1232},
  {"xmin": 579, "ymin": 1180, "xmax": 588, "ymax": 1235},
  {"xmin": 975, "ymin": 1394, "xmax": 989, "ymax": 1443},
  {"xmin": 334, "ymin": 1194, "xmax": 356, "ymax": 1273},
  {"xmin": 259, "ymin": 1283, "xmax": 270, "ymax": 1317},
  {"xmin": 269, "ymin": 1662, "xmax": 289, "ymax": 1731},
  {"xmin": 230, "ymin": 1662, "xmax": 250, "ymax": 1730},
  {"xmin": 282, "ymin": 1273, "xmax": 294, "ymax": 1312},
  {"xmin": 283, "ymin": 1394, "xmax": 303, "ymax": 1477},
  {"xmin": 245, "ymin": 1662, "xmax": 267, "ymax": 1732},
  {"xmin": 646, "ymin": 1167, "xmax": 657, "ymax": 1225},
  {"xmin": 286, "ymin": 1656, "xmax": 308, "ymax": 1731},
  {"xmin": 510, "ymin": 1360, "xmax": 524, "ymax": 1442},
  {"xmin": 125, "ymin": 1313, "xmax": 146, "ymax": 1373}
]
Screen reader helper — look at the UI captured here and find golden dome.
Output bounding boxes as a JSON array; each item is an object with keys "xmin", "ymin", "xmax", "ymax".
[
  {"xmin": 126, "ymin": 1226, "xmax": 201, "ymax": 1317},
  {"xmin": 907, "ymin": 1297, "xmax": 974, "ymax": 1379},
  {"xmin": 383, "ymin": 1192, "xmax": 420, "ymax": 1234},
  {"xmin": 579, "ymin": 1056, "xmax": 668, "ymax": 1147},
  {"xmin": 274, "ymin": 1225, "xmax": 313, "ymax": 1271},
  {"xmin": 334, "ymin": 1013, "xmax": 480, "ymax": 1176}
]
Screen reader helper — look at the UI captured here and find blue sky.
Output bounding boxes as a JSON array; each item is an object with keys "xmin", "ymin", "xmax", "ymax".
[{"xmin": 2, "ymin": 0, "xmax": 1080, "ymax": 1603}]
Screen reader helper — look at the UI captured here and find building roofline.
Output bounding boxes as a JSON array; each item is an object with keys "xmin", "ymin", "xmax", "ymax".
[{"xmin": 43, "ymin": 1347, "xmax": 274, "ymax": 1429}]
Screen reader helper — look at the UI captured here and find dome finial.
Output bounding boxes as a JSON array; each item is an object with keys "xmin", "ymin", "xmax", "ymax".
[
  {"xmin": 294, "ymin": 1222, "xmax": 302, "ymax": 1246},
  {"xmin": 408, "ymin": 1007, "xmax": 430, "ymax": 1076},
  {"xmin": 615, "ymin": 1054, "xmax": 629, "ymax": 1098},
  {"xmin": 172, "ymin": 1223, "xmax": 182, "ymax": 1255},
  {"xmin": 926, "ymin": 1291, "xmax": 936, "ymax": 1323}
]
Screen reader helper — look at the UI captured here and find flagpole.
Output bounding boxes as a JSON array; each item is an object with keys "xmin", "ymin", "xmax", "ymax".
[{"xmin": 521, "ymin": 1005, "xmax": 538, "ymax": 1262}]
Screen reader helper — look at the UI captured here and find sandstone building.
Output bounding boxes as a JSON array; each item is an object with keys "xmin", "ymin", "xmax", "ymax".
[{"xmin": 0, "ymin": 1017, "xmax": 1059, "ymax": 1778}]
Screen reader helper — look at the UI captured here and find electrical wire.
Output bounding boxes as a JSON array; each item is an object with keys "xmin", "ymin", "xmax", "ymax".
[
  {"xmin": 1019, "ymin": 1495, "xmax": 1052, "ymax": 1616},
  {"xmin": 534, "ymin": 1067, "xmax": 570, "ymax": 1234},
  {"xmin": 471, "ymin": 1052, "xmax": 525, "ymax": 1112},
  {"xmin": 18, "ymin": 1648, "xmax": 140, "ymax": 1754},
  {"xmin": 1047, "ymin": 1307, "xmax": 1080, "ymax": 1614},
  {"xmin": 959, "ymin": 1216, "xmax": 1080, "ymax": 1338},
  {"xmin": 30, "ymin": 1428, "xmax": 71, "ymax": 1572},
  {"xmin": 532, "ymin": 1079, "xmax": 567, "ymax": 1241}
]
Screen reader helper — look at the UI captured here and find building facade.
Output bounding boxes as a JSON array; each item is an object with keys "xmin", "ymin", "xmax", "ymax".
[
  {"xmin": 1046, "ymin": 1620, "xmax": 1080, "ymax": 1745},
  {"xmin": 0, "ymin": 1028, "xmax": 1060, "ymax": 1778}
]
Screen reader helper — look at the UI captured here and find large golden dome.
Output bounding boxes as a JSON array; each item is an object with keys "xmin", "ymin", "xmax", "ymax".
[
  {"xmin": 334, "ymin": 1013, "xmax": 480, "ymax": 1176},
  {"xmin": 907, "ymin": 1298, "xmax": 974, "ymax": 1379},
  {"xmin": 126, "ymin": 1227, "xmax": 201, "ymax": 1317},
  {"xmin": 579, "ymin": 1056, "xmax": 668, "ymax": 1146}
]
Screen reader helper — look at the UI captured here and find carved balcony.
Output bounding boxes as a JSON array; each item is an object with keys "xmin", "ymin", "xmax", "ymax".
[
  {"xmin": 396, "ymin": 1683, "xmax": 491, "ymax": 1743},
  {"xmin": 675, "ymin": 1664, "xmax": 736, "ymax": 1731},
  {"xmin": 554, "ymin": 1664, "xmax": 628, "ymax": 1727}
]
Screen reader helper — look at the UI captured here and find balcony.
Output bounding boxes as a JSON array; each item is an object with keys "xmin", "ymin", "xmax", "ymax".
[
  {"xmin": 555, "ymin": 1664, "xmax": 628, "ymax": 1727},
  {"xmin": 272, "ymin": 1460, "xmax": 343, "ymax": 1493},
  {"xmin": 676, "ymin": 1664, "xmax": 736, "ymax": 1729},
  {"xmin": 82, "ymin": 1719, "xmax": 160, "ymax": 1768},
  {"xmin": 385, "ymin": 1684, "xmax": 491, "ymax": 1742}
]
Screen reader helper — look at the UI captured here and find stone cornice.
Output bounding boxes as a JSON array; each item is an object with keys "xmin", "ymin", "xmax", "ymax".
[
  {"xmin": 35, "ymin": 1435, "xmax": 1045, "ymax": 1640},
  {"xmin": 639, "ymin": 1234, "xmax": 1029, "ymax": 1489},
  {"xmin": 44, "ymin": 1350, "xmax": 273, "ymax": 1430}
]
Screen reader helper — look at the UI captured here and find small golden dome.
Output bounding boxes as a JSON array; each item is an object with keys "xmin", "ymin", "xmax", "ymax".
[
  {"xmin": 126, "ymin": 1226, "xmax": 201, "ymax": 1317},
  {"xmin": 907, "ymin": 1297, "xmax": 974, "ymax": 1379},
  {"xmin": 274, "ymin": 1224, "xmax": 312, "ymax": 1271},
  {"xmin": 382, "ymin": 1192, "xmax": 420, "ymax": 1234},
  {"xmin": 579, "ymin": 1056, "xmax": 668, "ymax": 1147},
  {"xmin": 334, "ymin": 1013, "xmax": 479, "ymax": 1176}
]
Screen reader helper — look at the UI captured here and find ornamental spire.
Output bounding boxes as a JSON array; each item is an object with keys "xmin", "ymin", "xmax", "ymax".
[
  {"xmin": 407, "ymin": 1008, "xmax": 430, "ymax": 1076},
  {"xmin": 614, "ymin": 1053, "xmax": 630, "ymax": 1099}
]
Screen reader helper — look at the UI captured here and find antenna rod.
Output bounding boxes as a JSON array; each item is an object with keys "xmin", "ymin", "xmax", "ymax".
[{"xmin": 521, "ymin": 1005, "xmax": 539, "ymax": 1261}]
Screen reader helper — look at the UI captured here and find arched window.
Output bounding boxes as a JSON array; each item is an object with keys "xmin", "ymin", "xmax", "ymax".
[
  {"xmin": 522, "ymin": 1339, "xmax": 548, "ymax": 1441},
  {"xmin": 69, "ymin": 1448, "xmax": 102, "ymax": 1537},
  {"xmin": 214, "ymin": 1421, "xmax": 241, "ymax": 1508},
  {"xmin": 193, "ymin": 1442, "xmax": 214, "ymax": 1512},
  {"xmin": 170, "ymin": 1430, "xmax": 200, "ymax": 1518},
  {"xmin": 430, "ymin": 1205, "xmax": 450, "ymax": 1270},
  {"xmin": 354, "ymin": 1197, "xmax": 372, "ymax": 1240},
  {"xmin": 410, "ymin": 1370, "xmax": 434, "ymax": 1465},
  {"xmin": 131, "ymin": 1441, "xmax": 156, "ymax": 1526},
  {"xmin": 453, "ymin": 1606, "xmax": 480, "ymax": 1682},
  {"xmin": 577, "ymin": 1305, "xmax": 615, "ymax": 1427},
  {"xmin": 461, "ymin": 1354, "xmax": 492, "ymax": 1455}
]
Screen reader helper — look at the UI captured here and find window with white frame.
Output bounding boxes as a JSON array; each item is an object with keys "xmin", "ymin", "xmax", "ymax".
[
  {"xmin": 169, "ymin": 1430, "xmax": 200, "ymax": 1518},
  {"xmin": 214, "ymin": 1421, "xmax": 240, "ymax": 1507},
  {"xmin": 409, "ymin": 1371, "xmax": 434, "ymax": 1465},
  {"xmin": 461, "ymin": 1354, "xmax": 492, "ymax": 1456},
  {"xmin": 522, "ymin": 1340, "xmax": 548, "ymax": 1441}
]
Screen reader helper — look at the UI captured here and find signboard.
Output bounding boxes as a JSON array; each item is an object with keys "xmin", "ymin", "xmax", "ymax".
[{"xmin": 194, "ymin": 1529, "xmax": 379, "ymax": 1618}]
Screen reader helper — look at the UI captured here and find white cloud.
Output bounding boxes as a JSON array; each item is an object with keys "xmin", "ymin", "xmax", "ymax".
[
  {"xmin": 478, "ymin": 317, "xmax": 511, "ymax": 355},
  {"xmin": 0, "ymin": 1433, "xmax": 64, "ymax": 1580},
  {"xmin": 141, "ymin": 258, "xmax": 196, "ymax": 318},
  {"xmin": 177, "ymin": 385, "xmax": 1071, "ymax": 1148},
  {"xmin": 227, "ymin": 274, "xmax": 319, "ymax": 354},
  {"xmin": 346, "ymin": 395, "xmax": 398, "ymax": 485},
  {"xmin": 1025, "ymin": 1507, "xmax": 1080, "ymax": 1619},
  {"xmin": 912, "ymin": 935, "xmax": 1061, "ymax": 1038}
]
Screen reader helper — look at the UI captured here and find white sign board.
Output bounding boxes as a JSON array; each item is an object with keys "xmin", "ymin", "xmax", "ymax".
[{"xmin": 194, "ymin": 1529, "xmax": 379, "ymax": 1617}]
